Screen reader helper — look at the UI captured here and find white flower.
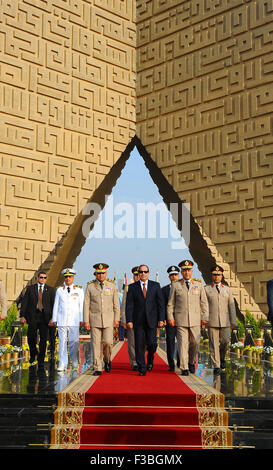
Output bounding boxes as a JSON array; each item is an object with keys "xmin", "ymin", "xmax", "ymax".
[{"xmin": 264, "ymin": 346, "xmax": 273, "ymax": 355}]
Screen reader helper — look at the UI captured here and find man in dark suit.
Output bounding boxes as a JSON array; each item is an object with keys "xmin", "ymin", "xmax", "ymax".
[
  {"xmin": 20, "ymin": 271, "xmax": 55, "ymax": 367},
  {"xmin": 126, "ymin": 264, "xmax": 165, "ymax": 376},
  {"xmin": 161, "ymin": 266, "xmax": 180, "ymax": 371}
]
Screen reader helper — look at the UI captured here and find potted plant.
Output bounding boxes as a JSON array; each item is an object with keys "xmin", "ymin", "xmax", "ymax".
[
  {"xmin": 243, "ymin": 344, "xmax": 254, "ymax": 361},
  {"xmin": 245, "ymin": 309, "xmax": 263, "ymax": 346},
  {"xmin": 231, "ymin": 341, "xmax": 244, "ymax": 357},
  {"xmin": 2, "ymin": 303, "xmax": 18, "ymax": 344},
  {"xmin": 253, "ymin": 346, "xmax": 263, "ymax": 361}
]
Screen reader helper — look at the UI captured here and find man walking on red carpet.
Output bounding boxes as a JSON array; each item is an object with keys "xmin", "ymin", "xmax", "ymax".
[
  {"xmin": 205, "ymin": 265, "xmax": 236, "ymax": 376},
  {"xmin": 84, "ymin": 263, "xmax": 120, "ymax": 376},
  {"xmin": 167, "ymin": 260, "xmax": 209, "ymax": 376},
  {"xmin": 125, "ymin": 264, "xmax": 165, "ymax": 376},
  {"xmin": 121, "ymin": 266, "xmax": 139, "ymax": 371},
  {"xmin": 161, "ymin": 265, "xmax": 181, "ymax": 371}
]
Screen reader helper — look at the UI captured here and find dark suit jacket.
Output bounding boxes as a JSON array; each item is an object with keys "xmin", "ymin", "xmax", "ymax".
[
  {"xmin": 161, "ymin": 284, "xmax": 171, "ymax": 322},
  {"xmin": 267, "ymin": 279, "xmax": 273, "ymax": 322},
  {"xmin": 20, "ymin": 283, "xmax": 55, "ymax": 326},
  {"xmin": 125, "ymin": 280, "xmax": 164, "ymax": 329}
]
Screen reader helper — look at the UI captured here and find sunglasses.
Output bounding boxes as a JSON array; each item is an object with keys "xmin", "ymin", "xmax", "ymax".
[
  {"xmin": 139, "ymin": 270, "xmax": 149, "ymax": 274},
  {"xmin": 39, "ymin": 276, "xmax": 47, "ymax": 279}
]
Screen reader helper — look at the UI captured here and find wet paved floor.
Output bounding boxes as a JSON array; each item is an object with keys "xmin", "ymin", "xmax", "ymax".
[{"xmin": 1, "ymin": 340, "xmax": 273, "ymax": 399}]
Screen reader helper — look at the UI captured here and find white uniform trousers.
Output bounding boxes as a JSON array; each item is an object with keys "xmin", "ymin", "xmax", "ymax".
[
  {"xmin": 176, "ymin": 325, "xmax": 200, "ymax": 371},
  {"xmin": 58, "ymin": 326, "xmax": 79, "ymax": 368}
]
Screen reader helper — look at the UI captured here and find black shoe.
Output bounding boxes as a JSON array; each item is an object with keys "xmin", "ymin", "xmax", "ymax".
[
  {"xmin": 188, "ymin": 363, "xmax": 195, "ymax": 374},
  {"xmin": 147, "ymin": 363, "xmax": 153, "ymax": 371},
  {"xmin": 138, "ymin": 371, "xmax": 146, "ymax": 376},
  {"xmin": 93, "ymin": 371, "xmax": 102, "ymax": 376},
  {"xmin": 169, "ymin": 367, "xmax": 175, "ymax": 372},
  {"xmin": 220, "ymin": 360, "xmax": 226, "ymax": 369},
  {"xmin": 181, "ymin": 370, "xmax": 189, "ymax": 376},
  {"xmin": 104, "ymin": 362, "xmax": 111, "ymax": 373},
  {"xmin": 132, "ymin": 365, "xmax": 138, "ymax": 371},
  {"xmin": 213, "ymin": 368, "xmax": 221, "ymax": 376}
]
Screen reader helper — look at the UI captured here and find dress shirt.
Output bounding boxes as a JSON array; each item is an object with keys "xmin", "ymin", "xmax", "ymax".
[{"xmin": 140, "ymin": 279, "xmax": 148, "ymax": 292}]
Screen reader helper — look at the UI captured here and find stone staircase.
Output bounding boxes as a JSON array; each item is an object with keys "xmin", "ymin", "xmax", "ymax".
[
  {"xmin": 227, "ymin": 396, "xmax": 273, "ymax": 449},
  {"xmin": 0, "ymin": 393, "xmax": 57, "ymax": 449}
]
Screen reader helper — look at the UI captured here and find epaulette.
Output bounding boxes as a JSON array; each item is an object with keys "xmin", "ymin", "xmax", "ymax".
[
  {"xmin": 192, "ymin": 278, "xmax": 202, "ymax": 283},
  {"xmin": 87, "ymin": 280, "xmax": 96, "ymax": 284},
  {"xmin": 106, "ymin": 278, "xmax": 115, "ymax": 283},
  {"xmin": 74, "ymin": 284, "xmax": 83, "ymax": 289}
]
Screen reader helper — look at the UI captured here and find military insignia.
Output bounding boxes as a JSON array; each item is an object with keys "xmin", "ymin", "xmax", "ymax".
[{"xmin": 99, "ymin": 264, "xmax": 103, "ymax": 270}]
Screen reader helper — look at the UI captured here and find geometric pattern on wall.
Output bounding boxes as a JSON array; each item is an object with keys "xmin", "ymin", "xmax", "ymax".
[
  {"xmin": 0, "ymin": 0, "xmax": 272, "ymax": 318},
  {"xmin": 0, "ymin": 0, "xmax": 136, "ymax": 301},
  {"xmin": 136, "ymin": 0, "xmax": 273, "ymax": 317}
]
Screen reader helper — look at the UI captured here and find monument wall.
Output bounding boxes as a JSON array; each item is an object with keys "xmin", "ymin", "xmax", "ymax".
[
  {"xmin": 136, "ymin": 0, "xmax": 273, "ymax": 317},
  {"xmin": 0, "ymin": 0, "xmax": 272, "ymax": 318}
]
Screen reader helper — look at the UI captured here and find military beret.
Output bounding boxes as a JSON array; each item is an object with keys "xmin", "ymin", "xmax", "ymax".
[
  {"xmin": 167, "ymin": 265, "xmax": 180, "ymax": 275},
  {"xmin": 93, "ymin": 263, "xmax": 109, "ymax": 273},
  {"xmin": 61, "ymin": 268, "xmax": 76, "ymax": 277},
  {"xmin": 211, "ymin": 265, "xmax": 224, "ymax": 274},
  {"xmin": 131, "ymin": 266, "xmax": 139, "ymax": 275},
  {"xmin": 178, "ymin": 260, "xmax": 194, "ymax": 269}
]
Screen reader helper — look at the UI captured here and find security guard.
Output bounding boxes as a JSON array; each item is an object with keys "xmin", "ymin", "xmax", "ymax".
[
  {"xmin": 0, "ymin": 279, "xmax": 8, "ymax": 320},
  {"xmin": 84, "ymin": 263, "xmax": 120, "ymax": 376},
  {"xmin": 161, "ymin": 266, "xmax": 180, "ymax": 371},
  {"xmin": 51, "ymin": 268, "xmax": 84, "ymax": 372},
  {"xmin": 167, "ymin": 260, "xmax": 209, "ymax": 376},
  {"xmin": 205, "ymin": 265, "xmax": 236, "ymax": 375},
  {"xmin": 121, "ymin": 266, "xmax": 139, "ymax": 371}
]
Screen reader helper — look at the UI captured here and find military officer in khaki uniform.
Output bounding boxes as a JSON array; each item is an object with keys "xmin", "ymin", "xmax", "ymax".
[
  {"xmin": 84, "ymin": 263, "xmax": 120, "ymax": 376},
  {"xmin": 167, "ymin": 260, "xmax": 209, "ymax": 376},
  {"xmin": 0, "ymin": 279, "xmax": 8, "ymax": 320},
  {"xmin": 121, "ymin": 266, "xmax": 139, "ymax": 371},
  {"xmin": 205, "ymin": 265, "xmax": 236, "ymax": 375}
]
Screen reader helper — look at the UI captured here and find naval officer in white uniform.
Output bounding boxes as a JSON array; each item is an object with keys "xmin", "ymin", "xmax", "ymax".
[{"xmin": 51, "ymin": 268, "xmax": 84, "ymax": 372}]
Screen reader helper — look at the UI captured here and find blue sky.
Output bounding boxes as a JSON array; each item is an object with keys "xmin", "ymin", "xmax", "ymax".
[{"xmin": 73, "ymin": 147, "xmax": 203, "ymax": 290}]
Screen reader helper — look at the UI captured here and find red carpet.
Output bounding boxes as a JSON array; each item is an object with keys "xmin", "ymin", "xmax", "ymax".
[
  {"xmin": 84, "ymin": 343, "xmax": 197, "ymax": 407},
  {"xmin": 51, "ymin": 342, "xmax": 232, "ymax": 449}
]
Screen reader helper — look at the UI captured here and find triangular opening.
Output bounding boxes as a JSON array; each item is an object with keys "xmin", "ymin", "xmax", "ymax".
[
  {"xmin": 25, "ymin": 135, "xmax": 243, "ymax": 318},
  {"xmin": 72, "ymin": 144, "xmax": 204, "ymax": 288}
]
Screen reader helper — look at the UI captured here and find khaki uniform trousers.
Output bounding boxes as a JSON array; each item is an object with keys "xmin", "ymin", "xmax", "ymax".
[
  {"xmin": 91, "ymin": 326, "xmax": 113, "ymax": 371},
  {"xmin": 208, "ymin": 326, "xmax": 230, "ymax": 368},
  {"xmin": 176, "ymin": 325, "xmax": 200, "ymax": 371},
  {"xmin": 126, "ymin": 327, "xmax": 137, "ymax": 368}
]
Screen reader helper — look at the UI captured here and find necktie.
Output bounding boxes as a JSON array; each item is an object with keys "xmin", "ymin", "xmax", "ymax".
[
  {"xmin": 100, "ymin": 282, "xmax": 104, "ymax": 290},
  {"xmin": 186, "ymin": 281, "xmax": 190, "ymax": 290},
  {"xmin": 67, "ymin": 286, "xmax": 70, "ymax": 293},
  {"xmin": 143, "ymin": 283, "xmax": 147, "ymax": 298},
  {"xmin": 38, "ymin": 285, "xmax": 43, "ymax": 311},
  {"xmin": 216, "ymin": 285, "xmax": 220, "ymax": 293}
]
